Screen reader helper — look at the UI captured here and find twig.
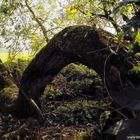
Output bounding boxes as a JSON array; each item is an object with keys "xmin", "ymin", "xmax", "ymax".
[
  {"xmin": 103, "ymin": 53, "xmax": 113, "ymax": 99},
  {"xmin": 89, "ymin": 105, "xmax": 128, "ymax": 119},
  {"xmin": 108, "ymin": 106, "xmax": 128, "ymax": 119},
  {"xmin": 2, "ymin": 123, "xmax": 26, "ymax": 138},
  {"xmin": 87, "ymin": 46, "xmax": 116, "ymax": 54}
]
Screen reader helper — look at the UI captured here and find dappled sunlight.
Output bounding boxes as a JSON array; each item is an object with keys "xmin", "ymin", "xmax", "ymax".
[
  {"xmin": 0, "ymin": 0, "xmax": 139, "ymax": 139},
  {"xmin": 0, "ymin": 52, "xmax": 32, "ymax": 62}
]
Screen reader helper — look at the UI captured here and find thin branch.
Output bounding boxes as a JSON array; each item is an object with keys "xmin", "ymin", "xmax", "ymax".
[
  {"xmin": 25, "ymin": 0, "xmax": 49, "ymax": 43},
  {"xmin": 103, "ymin": 53, "xmax": 113, "ymax": 100},
  {"xmin": 75, "ymin": 4, "xmax": 121, "ymax": 33},
  {"xmin": 101, "ymin": 1, "xmax": 121, "ymax": 33},
  {"xmin": 108, "ymin": 106, "xmax": 128, "ymax": 119}
]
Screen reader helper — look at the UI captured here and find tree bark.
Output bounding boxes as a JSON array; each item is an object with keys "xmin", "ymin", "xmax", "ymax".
[
  {"xmin": 14, "ymin": 25, "xmax": 137, "ymax": 117},
  {"xmin": 0, "ymin": 59, "xmax": 14, "ymax": 90}
]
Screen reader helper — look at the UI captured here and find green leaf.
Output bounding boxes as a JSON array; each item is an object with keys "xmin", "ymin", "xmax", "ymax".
[
  {"xmin": 56, "ymin": 18, "xmax": 62, "ymax": 25},
  {"xmin": 135, "ymin": 33, "xmax": 140, "ymax": 46},
  {"xmin": 86, "ymin": 10, "xmax": 92, "ymax": 17}
]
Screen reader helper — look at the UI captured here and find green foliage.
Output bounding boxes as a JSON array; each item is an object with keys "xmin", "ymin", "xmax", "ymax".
[
  {"xmin": 44, "ymin": 99, "xmax": 107, "ymax": 126},
  {"xmin": 66, "ymin": 4, "xmax": 79, "ymax": 20},
  {"xmin": 0, "ymin": 84, "xmax": 18, "ymax": 111},
  {"xmin": 131, "ymin": 65, "xmax": 140, "ymax": 73},
  {"xmin": 5, "ymin": 58, "xmax": 30, "ymax": 74},
  {"xmin": 135, "ymin": 33, "xmax": 140, "ymax": 46},
  {"xmin": 29, "ymin": 32, "xmax": 46, "ymax": 53},
  {"xmin": 75, "ymin": 127, "xmax": 95, "ymax": 140},
  {"xmin": 0, "ymin": 84, "xmax": 18, "ymax": 99},
  {"xmin": 45, "ymin": 63, "xmax": 104, "ymax": 100},
  {"xmin": 0, "ymin": 1, "xmax": 21, "ymax": 16},
  {"xmin": 0, "ymin": 0, "xmax": 139, "ymax": 57}
]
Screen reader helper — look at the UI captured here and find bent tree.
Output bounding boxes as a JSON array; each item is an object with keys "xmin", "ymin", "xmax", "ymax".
[{"xmin": 14, "ymin": 25, "xmax": 138, "ymax": 117}]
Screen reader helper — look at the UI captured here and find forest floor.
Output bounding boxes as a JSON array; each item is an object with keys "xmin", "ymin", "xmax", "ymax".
[
  {"xmin": 0, "ymin": 92, "xmax": 110, "ymax": 140},
  {"xmin": 0, "ymin": 64, "xmax": 111, "ymax": 140}
]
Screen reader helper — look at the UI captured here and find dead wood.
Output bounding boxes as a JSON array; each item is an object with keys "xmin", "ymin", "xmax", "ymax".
[{"xmin": 13, "ymin": 25, "xmax": 138, "ymax": 117}]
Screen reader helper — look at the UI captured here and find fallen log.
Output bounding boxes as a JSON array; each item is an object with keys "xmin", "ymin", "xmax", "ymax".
[{"xmin": 14, "ymin": 25, "xmax": 139, "ymax": 117}]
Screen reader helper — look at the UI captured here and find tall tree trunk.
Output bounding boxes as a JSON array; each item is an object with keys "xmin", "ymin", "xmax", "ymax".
[{"xmin": 14, "ymin": 25, "xmax": 136, "ymax": 117}]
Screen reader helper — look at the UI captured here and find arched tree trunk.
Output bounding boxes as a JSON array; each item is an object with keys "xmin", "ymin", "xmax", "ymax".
[{"xmin": 14, "ymin": 25, "xmax": 136, "ymax": 117}]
